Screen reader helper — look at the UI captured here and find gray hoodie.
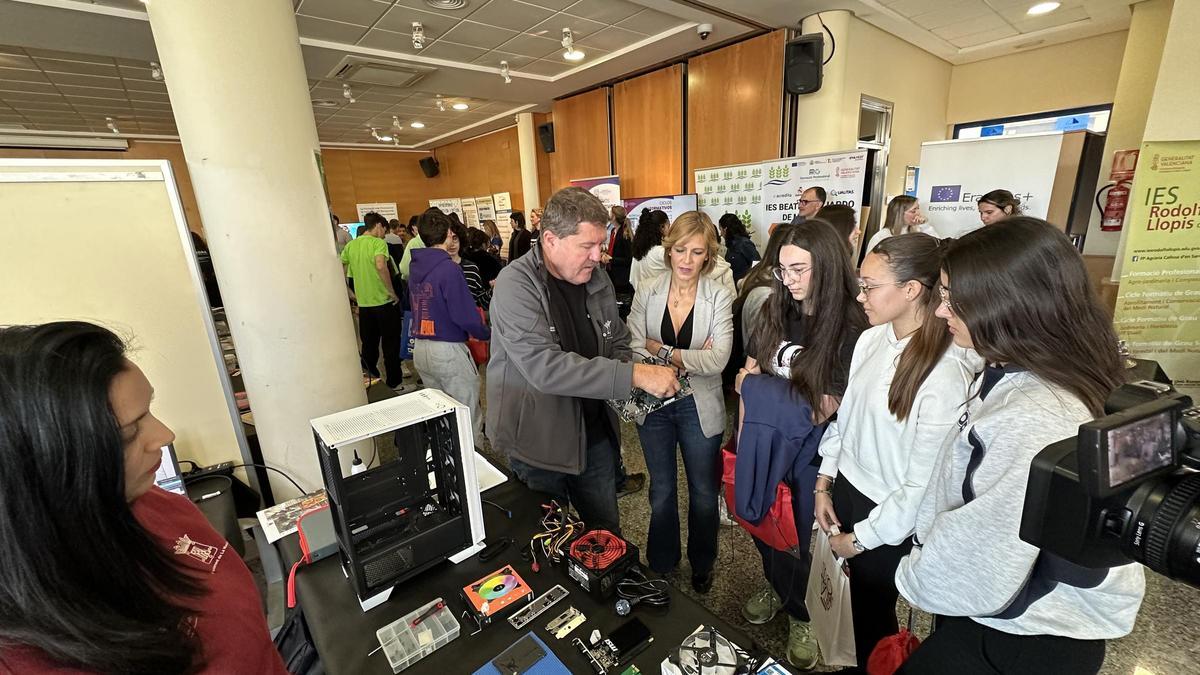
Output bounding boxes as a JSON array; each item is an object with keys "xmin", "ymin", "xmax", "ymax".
[
  {"xmin": 895, "ymin": 366, "xmax": 1145, "ymax": 639},
  {"xmin": 485, "ymin": 243, "xmax": 634, "ymax": 475}
]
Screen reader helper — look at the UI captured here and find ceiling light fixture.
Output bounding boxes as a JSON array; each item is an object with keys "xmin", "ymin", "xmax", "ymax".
[
  {"xmin": 392, "ymin": 115, "xmax": 403, "ymax": 131},
  {"xmin": 412, "ymin": 22, "xmax": 425, "ymax": 49},
  {"xmin": 561, "ymin": 28, "xmax": 585, "ymax": 61},
  {"xmin": 105, "ymin": 117, "xmax": 120, "ymax": 134},
  {"xmin": 1027, "ymin": 2, "xmax": 1061, "ymax": 15},
  {"xmin": 436, "ymin": 95, "xmax": 446, "ymax": 112},
  {"xmin": 149, "ymin": 61, "xmax": 163, "ymax": 81},
  {"xmin": 369, "ymin": 127, "xmax": 393, "ymax": 143},
  {"xmin": 425, "ymin": 0, "xmax": 468, "ymax": 9},
  {"xmin": 343, "ymin": 83, "xmax": 355, "ymax": 104},
  {"xmin": 500, "ymin": 61, "xmax": 512, "ymax": 84},
  {"xmin": 411, "ymin": 121, "xmax": 426, "ymax": 129},
  {"xmin": 452, "ymin": 102, "xmax": 469, "ymax": 111}
]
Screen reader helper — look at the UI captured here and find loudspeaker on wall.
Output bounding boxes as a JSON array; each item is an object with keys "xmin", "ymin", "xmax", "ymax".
[
  {"xmin": 785, "ymin": 33, "xmax": 824, "ymax": 95},
  {"xmin": 419, "ymin": 156, "xmax": 439, "ymax": 178},
  {"xmin": 537, "ymin": 122, "xmax": 555, "ymax": 153}
]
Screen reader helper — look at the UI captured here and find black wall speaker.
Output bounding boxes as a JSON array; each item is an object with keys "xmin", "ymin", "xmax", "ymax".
[
  {"xmin": 785, "ymin": 33, "xmax": 824, "ymax": 95},
  {"xmin": 419, "ymin": 156, "xmax": 440, "ymax": 178},
  {"xmin": 537, "ymin": 122, "xmax": 555, "ymax": 153}
]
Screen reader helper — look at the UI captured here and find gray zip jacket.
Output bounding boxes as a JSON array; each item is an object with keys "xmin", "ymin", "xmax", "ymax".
[
  {"xmin": 895, "ymin": 367, "xmax": 1144, "ymax": 639},
  {"xmin": 486, "ymin": 243, "xmax": 634, "ymax": 475}
]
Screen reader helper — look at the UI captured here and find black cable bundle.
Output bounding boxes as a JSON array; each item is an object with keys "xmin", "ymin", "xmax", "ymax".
[{"xmin": 615, "ymin": 567, "xmax": 671, "ymax": 612}]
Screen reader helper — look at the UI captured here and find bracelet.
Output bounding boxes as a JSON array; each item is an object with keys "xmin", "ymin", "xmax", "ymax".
[{"xmin": 813, "ymin": 488, "xmax": 833, "ymax": 496}]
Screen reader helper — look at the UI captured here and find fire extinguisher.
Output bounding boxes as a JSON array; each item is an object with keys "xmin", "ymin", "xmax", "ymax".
[{"xmin": 1096, "ymin": 180, "xmax": 1130, "ymax": 231}]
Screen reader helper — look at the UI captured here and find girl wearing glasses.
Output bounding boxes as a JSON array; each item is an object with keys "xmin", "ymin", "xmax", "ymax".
[
  {"xmin": 734, "ymin": 220, "xmax": 867, "ymax": 669},
  {"xmin": 813, "ymin": 233, "xmax": 982, "ymax": 669},
  {"xmin": 895, "ymin": 218, "xmax": 1142, "ymax": 674}
]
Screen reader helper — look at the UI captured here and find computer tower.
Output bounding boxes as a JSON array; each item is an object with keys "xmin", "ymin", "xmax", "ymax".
[{"xmin": 312, "ymin": 389, "xmax": 486, "ymax": 609}]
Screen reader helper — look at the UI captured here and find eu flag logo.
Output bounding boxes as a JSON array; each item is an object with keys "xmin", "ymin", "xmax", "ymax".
[{"xmin": 930, "ymin": 185, "xmax": 961, "ymax": 202}]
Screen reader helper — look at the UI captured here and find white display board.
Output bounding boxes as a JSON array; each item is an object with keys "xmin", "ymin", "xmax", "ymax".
[
  {"xmin": 475, "ymin": 195, "xmax": 496, "ymax": 223},
  {"xmin": 429, "ymin": 197, "xmax": 463, "ymax": 221},
  {"xmin": 917, "ymin": 133, "xmax": 1063, "ymax": 238},
  {"xmin": 623, "ymin": 194, "xmax": 699, "ymax": 231},
  {"xmin": 0, "ymin": 159, "xmax": 251, "ymax": 470},
  {"xmin": 493, "ymin": 192, "xmax": 513, "ymax": 257},
  {"xmin": 696, "ymin": 162, "xmax": 766, "ymax": 248},
  {"xmin": 460, "ymin": 197, "xmax": 479, "ymax": 228},
  {"xmin": 355, "ymin": 201, "xmax": 398, "ymax": 222},
  {"xmin": 570, "ymin": 175, "xmax": 621, "ymax": 210}
]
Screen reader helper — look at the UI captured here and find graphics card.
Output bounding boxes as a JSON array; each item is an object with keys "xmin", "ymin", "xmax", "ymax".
[
  {"xmin": 662, "ymin": 625, "xmax": 760, "ymax": 675},
  {"xmin": 566, "ymin": 529, "xmax": 639, "ymax": 600}
]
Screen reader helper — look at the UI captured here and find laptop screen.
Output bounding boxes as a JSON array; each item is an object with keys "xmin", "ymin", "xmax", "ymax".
[{"xmin": 154, "ymin": 444, "xmax": 187, "ymax": 495}]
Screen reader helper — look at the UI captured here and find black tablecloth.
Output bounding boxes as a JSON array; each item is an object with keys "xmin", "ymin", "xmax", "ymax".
[{"xmin": 278, "ymin": 474, "xmax": 771, "ymax": 674}]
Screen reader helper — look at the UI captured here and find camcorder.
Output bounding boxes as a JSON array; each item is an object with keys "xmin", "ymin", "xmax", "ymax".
[{"xmin": 1021, "ymin": 367, "xmax": 1200, "ymax": 588}]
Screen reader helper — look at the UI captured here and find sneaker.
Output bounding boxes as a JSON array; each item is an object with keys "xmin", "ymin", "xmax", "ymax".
[
  {"xmin": 616, "ymin": 472, "xmax": 646, "ymax": 499},
  {"xmin": 786, "ymin": 616, "xmax": 820, "ymax": 671},
  {"xmin": 392, "ymin": 384, "xmax": 419, "ymax": 395},
  {"xmin": 740, "ymin": 584, "xmax": 781, "ymax": 625}
]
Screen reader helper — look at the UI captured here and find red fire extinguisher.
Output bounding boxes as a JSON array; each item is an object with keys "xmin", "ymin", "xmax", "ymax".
[{"xmin": 1099, "ymin": 180, "xmax": 1130, "ymax": 231}]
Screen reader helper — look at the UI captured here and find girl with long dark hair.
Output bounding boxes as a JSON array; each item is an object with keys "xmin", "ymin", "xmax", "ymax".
[
  {"xmin": 0, "ymin": 322, "xmax": 287, "ymax": 675},
  {"xmin": 604, "ymin": 205, "xmax": 634, "ymax": 293},
  {"xmin": 508, "ymin": 211, "xmax": 531, "ymax": 262},
  {"xmin": 895, "ymin": 218, "xmax": 1140, "ymax": 674},
  {"xmin": 976, "ymin": 188, "xmax": 1022, "ymax": 226},
  {"xmin": 720, "ymin": 213, "xmax": 760, "ymax": 282},
  {"xmin": 630, "ymin": 209, "xmax": 668, "ymax": 291},
  {"xmin": 813, "ymin": 233, "xmax": 982, "ymax": 669},
  {"xmin": 735, "ymin": 219, "xmax": 868, "ymax": 669}
]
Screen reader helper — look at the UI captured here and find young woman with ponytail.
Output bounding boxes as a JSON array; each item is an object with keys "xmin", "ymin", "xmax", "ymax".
[{"xmin": 813, "ymin": 233, "xmax": 982, "ymax": 669}]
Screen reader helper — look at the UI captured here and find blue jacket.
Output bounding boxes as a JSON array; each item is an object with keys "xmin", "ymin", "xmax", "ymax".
[
  {"xmin": 734, "ymin": 373, "xmax": 824, "ymax": 535},
  {"xmin": 409, "ymin": 248, "xmax": 489, "ymax": 343}
]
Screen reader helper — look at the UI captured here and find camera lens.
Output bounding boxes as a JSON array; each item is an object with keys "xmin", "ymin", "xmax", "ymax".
[{"xmin": 1122, "ymin": 472, "xmax": 1200, "ymax": 586}]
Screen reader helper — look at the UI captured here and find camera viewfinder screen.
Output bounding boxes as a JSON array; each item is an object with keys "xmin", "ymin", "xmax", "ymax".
[{"xmin": 1106, "ymin": 412, "xmax": 1173, "ymax": 488}]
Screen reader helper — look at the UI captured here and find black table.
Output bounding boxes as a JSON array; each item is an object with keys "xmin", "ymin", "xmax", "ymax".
[{"xmin": 278, "ymin": 475, "xmax": 773, "ymax": 674}]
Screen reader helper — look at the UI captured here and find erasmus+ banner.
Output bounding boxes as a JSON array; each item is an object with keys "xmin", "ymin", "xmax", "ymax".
[{"xmin": 1113, "ymin": 140, "xmax": 1200, "ymax": 401}]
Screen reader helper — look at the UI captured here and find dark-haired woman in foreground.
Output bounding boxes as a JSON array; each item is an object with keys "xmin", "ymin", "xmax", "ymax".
[
  {"xmin": 0, "ymin": 322, "xmax": 288, "ymax": 675},
  {"xmin": 895, "ymin": 218, "xmax": 1144, "ymax": 674}
]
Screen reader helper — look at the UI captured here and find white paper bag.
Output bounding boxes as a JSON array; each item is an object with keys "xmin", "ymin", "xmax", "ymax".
[{"xmin": 805, "ymin": 528, "xmax": 856, "ymax": 667}]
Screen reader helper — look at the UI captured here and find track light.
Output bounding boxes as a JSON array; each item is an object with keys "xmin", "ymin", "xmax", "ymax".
[
  {"xmin": 500, "ymin": 60, "xmax": 511, "ymax": 84},
  {"xmin": 149, "ymin": 61, "xmax": 163, "ymax": 81},
  {"xmin": 105, "ymin": 117, "xmax": 119, "ymax": 134},
  {"xmin": 393, "ymin": 115, "xmax": 403, "ymax": 131},
  {"xmin": 369, "ymin": 127, "xmax": 393, "ymax": 143},
  {"xmin": 343, "ymin": 83, "xmax": 355, "ymax": 104},
  {"xmin": 412, "ymin": 22, "xmax": 425, "ymax": 49},
  {"xmin": 436, "ymin": 95, "xmax": 446, "ymax": 112},
  {"xmin": 561, "ymin": 28, "xmax": 584, "ymax": 61}
]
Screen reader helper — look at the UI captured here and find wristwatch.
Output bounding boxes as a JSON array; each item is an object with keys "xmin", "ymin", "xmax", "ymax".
[
  {"xmin": 657, "ymin": 344, "xmax": 674, "ymax": 362},
  {"xmin": 850, "ymin": 532, "xmax": 866, "ymax": 553}
]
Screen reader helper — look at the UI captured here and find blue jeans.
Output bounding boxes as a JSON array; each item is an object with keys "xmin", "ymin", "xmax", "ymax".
[
  {"xmin": 509, "ymin": 434, "xmax": 621, "ymax": 534},
  {"xmin": 636, "ymin": 397, "xmax": 721, "ymax": 575}
]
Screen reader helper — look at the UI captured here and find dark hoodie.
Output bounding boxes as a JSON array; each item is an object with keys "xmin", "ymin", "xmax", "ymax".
[{"xmin": 408, "ymin": 248, "xmax": 490, "ymax": 343}]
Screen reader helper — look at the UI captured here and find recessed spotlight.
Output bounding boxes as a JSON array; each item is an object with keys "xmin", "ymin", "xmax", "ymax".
[
  {"xmin": 564, "ymin": 48, "xmax": 585, "ymax": 61},
  {"xmin": 1027, "ymin": 2, "xmax": 1060, "ymax": 15},
  {"xmin": 312, "ymin": 99, "xmax": 339, "ymax": 108},
  {"xmin": 411, "ymin": 121, "xmax": 425, "ymax": 129},
  {"xmin": 452, "ymin": 102, "xmax": 469, "ymax": 111}
]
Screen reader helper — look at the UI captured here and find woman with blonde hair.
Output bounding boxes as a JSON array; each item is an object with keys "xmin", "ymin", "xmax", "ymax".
[
  {"xmin": 865, "ymin": 195, "xmax": 934, "ymax": 253},
  {"xmin": 628, "ymin": 211, "xmax": 734, "ymax": 593}
]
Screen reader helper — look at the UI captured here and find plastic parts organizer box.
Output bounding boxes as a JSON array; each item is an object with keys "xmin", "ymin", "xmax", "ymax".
[{"xmin": 376, "ymin": 597, "xmax": 460, "ymax": 673}]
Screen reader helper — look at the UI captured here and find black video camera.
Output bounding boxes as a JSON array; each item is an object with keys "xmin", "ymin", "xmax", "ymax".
[{"xmin": 1020, "ymin": 374, "xmax": 1200, "ymax": 588}]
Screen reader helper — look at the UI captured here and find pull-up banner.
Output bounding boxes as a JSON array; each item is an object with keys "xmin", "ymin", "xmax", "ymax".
[{"xmin": 570, "ymin": 175, "xmax": 621, "ymax": 210}]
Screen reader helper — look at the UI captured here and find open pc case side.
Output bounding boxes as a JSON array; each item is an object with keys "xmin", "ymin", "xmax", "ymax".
[{"xmin": 311, "ymin": 389, "xmax": 486, "ymax": 611}]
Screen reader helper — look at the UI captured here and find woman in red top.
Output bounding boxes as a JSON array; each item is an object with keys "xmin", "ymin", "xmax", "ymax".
[{"xmin": 0, "ymin": 321, "xmax": 288, "ymax": 675}]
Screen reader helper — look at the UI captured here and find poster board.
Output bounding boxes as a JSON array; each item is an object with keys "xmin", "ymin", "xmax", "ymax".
[
  {"xmin": 429, "ymin": 197, "xmax": 463, "ymax": 221},
  {"xmin": 570, "ymin": 175, "xmax": 621, "ymax": 210},
  {"xmin": 1112, "ymin": 140, "xmax": 1200, "ymax": 401},
  {"xmin": 493, "ymin": 192, "xmax": 513, "ymax": 257},
  {"xmin": 696, "ymin": 162, "xmax": 766, "ymax": 249},
  {"xmin": 622, "ymin": 194, "xmax": 699, "ymax": 231},
  {"xmin": 0, "ymin": 159, "xmax": 251, "ymax": 470},
  {"xmin": 460, "ymin": 197, "xmax": 479, "ymax": 228},
  {"xmin": 917, "ymin": 133, "xmax": 1063, "ymax": 238},
  {"xmin": 355, "ymin": 202, "xmax": 398, "ymax": 222}
]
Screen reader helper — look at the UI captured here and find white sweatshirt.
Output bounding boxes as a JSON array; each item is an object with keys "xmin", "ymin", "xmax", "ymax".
[
  {"xmin": 895, "ymin": 368, "xmax": 1145, "ymax": 639},
  {"xmin": 864, "ymin": 222, "xmax": 938, "ymax": 255},
  {"xmin": 818, "ymin": 323, "xmax": 982, "ymax": 550}
]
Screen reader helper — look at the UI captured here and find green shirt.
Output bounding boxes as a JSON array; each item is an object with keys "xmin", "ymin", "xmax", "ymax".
[
  {"xmin": 399, "ymin": 234, "xmax": 425, "ymax": 280},
  {"xmin": 340, "ymin": 234, "xmax": 392, "ymax": 307}
]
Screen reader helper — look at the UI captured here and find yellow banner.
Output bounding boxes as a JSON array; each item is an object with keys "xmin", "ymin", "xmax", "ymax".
[{"xmin": 1113, "ymin": 140, "xmax": 1200, "ymax": 400}]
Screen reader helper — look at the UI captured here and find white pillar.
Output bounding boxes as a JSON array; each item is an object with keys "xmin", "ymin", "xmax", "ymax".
[
  {"xmin": 516, "ymin": 112, "xmax": 541, "ymax": 210},
  {"xmin": 147, "ymin": 0, "xmax": 367, "ymax": 498}
]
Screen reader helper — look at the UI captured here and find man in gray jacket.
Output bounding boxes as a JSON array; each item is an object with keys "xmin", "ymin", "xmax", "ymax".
[{"xmin": 487, "ymin": 187, "xmax": 679, "ymax": 531}]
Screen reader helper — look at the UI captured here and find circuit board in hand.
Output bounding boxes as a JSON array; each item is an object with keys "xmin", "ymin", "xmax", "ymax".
[{"xmin": 608, "ymin": 359, "xmax": 693, "ymax": 422}]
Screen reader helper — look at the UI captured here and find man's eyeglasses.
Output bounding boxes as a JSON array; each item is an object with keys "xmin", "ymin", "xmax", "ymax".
[
  {"xmin": 772, "ymin": 265, "xmax": 811, "ymax": 282},
  {"xmin": 796, "ymin": 199, "xmax": 818, "ymax": 206}
]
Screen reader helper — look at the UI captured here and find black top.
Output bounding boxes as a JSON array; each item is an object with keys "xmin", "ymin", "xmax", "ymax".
[
  {"xmin": 779, "ymin": 305, "xmax": 861, "ymax": 397},
  {"xmin": 660, "ymin": 304, "xmax": 695, "ymax": 349},
  {"xmin": 509, "ymin": 228, "xmax": 532, "ymax": 262},
  {"xmin": 607, "ymin": 224, "xmax": 633, "ymax": 294},
  {"xmin": 546, "ymin": 276, "xmax": 609, "ymax": 446},
  {"xmin": 463, "ymin": 248, "xmax": 502, "ymax": 285}
]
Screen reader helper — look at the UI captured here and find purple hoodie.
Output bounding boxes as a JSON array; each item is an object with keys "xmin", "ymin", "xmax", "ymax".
[{"xmin": 409, "ymin": 248, "xmax": 490, "ymax": 343}]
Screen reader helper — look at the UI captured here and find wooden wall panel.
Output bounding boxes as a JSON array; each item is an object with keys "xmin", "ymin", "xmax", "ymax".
[
  {"xmin": 426, "ymin": 126, "xmax": 526, "ymax": 212},
  {"xmin": 320, "ymin": 148, "xmax": 433, "ymax": 223},
  {"xmin": 687, "ymin": 30, "xmax": 785, "ymax": 190},
  {"xmin": 614, "ymin": 64, "xmax": 684, "ymax": 197},
  {"xmin": 549, "ymin": 88, "xmax": 611, "ymax": 192}
]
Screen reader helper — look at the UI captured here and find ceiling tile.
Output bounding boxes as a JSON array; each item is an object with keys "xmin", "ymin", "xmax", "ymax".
[
  {"xmin": 563, "ymin": 0, "xmax": 642, "ymax": 25},
  {"xmin": 7, "ymin": 98, "xmax": 73, "ymax": 110},
  {"xmin": 439, "ymin": 20, "xmax": 519, "ymax": 50},
  {"xmin": 472, "ymin": 50, "xmax": 535, "ymax": 68},
  {"xmin": 343, "ymin": 99, "xmax": 394, "ymax": 111},
  {"xmin": 885, "ymin": 0, "xmax": 968, "ymax": 16},
  {"xmin": 496, "ymin": 32, "xmax": 561, "ymax": 58},
  {"xmin": 123, "ymin": 79, "xmax": 168, "ymax": 93},
  {"xmin": 576, "ymin": 25, "xmax": 641, "ymax": 51},
  {"xmin": 932, "ymin": 13, "xmax": 1008, "ymax": 41},
  {"xmin": 389, "ymin": 0, "xmax": 477, "ymax": 18},
  {"xmin": 375, "ymin": 6, "xmax": 461, "ymax": 37},
  {"xmin": 295, "ymin": 15, "xmax": 371, "ymax": 43},
  {"xmin": 420, "ymin": 40, "xmax": 490, "ymax": 61},
  {"xmin": 0, "ymin": 80, "xmax": 59, "ymax": 95},
  {"xmin": 297, "ymin": 0, "xmax": 389, "ymax": 26},
  {"xmin": 515, "ymin": 58, "xmax": 570, "ymax": 76},
  {"xmin": 56, "ymin": 85, "xmax": 126, "ymax": 99},
  {"xmin": 48, "ymin": 72, "xmax": 124, "ymax": 88},
  {"xmin": 463, "ymin": 0, "xmax": 555, "ymax": 33},
  {"xmin": 34, "ymin": 58, "xmax": 120, "ymax": 77},
  {"xmin": 910, "ymin": 0, "xmax": 993, "ymax": 31},
  {"xmin": 522, "ymin": 0, "xmax": 578, "ymax": 11},
  {"xmin": 128, "ymin": 91, "xmax": 171, "ymax": 103},
  {"xmin": 0, "ymin": 67, "xmax": 49, "ymax": 83},
  {"xmin": 355, "ymin": 89, "xmax": 412, "ymax": 103},
  {"xmin": 616, "ymin": 9, "xmax": 685, "ymax": 36},
  {"xmin": 356, "ymin": 28, "xmax": 424, "ymax": 53},
  {"xmin": 118, "ymin": 65, "xmax": 155, "ymax": 80},
  {"xmin": 950, "ymin": 26, "xmax": 1019, "ymax": 48},
  {"xmin": 530, "ymin": 12, "xmax": 605, "ymax": 40},
  {"xmin": 0, "ymin": 53, "xmax": 37, "ymax": 70},
  {"xmin": 71, "ymin": 101, "xmax": 133, "ymax": 113},
  {"xmin": 1012, "ymin": 6, "xmax": 1090, "ymax": 33},
  {"xmin": 22, "ymin": 47, "xmax": 110, "ymax": 64}
]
